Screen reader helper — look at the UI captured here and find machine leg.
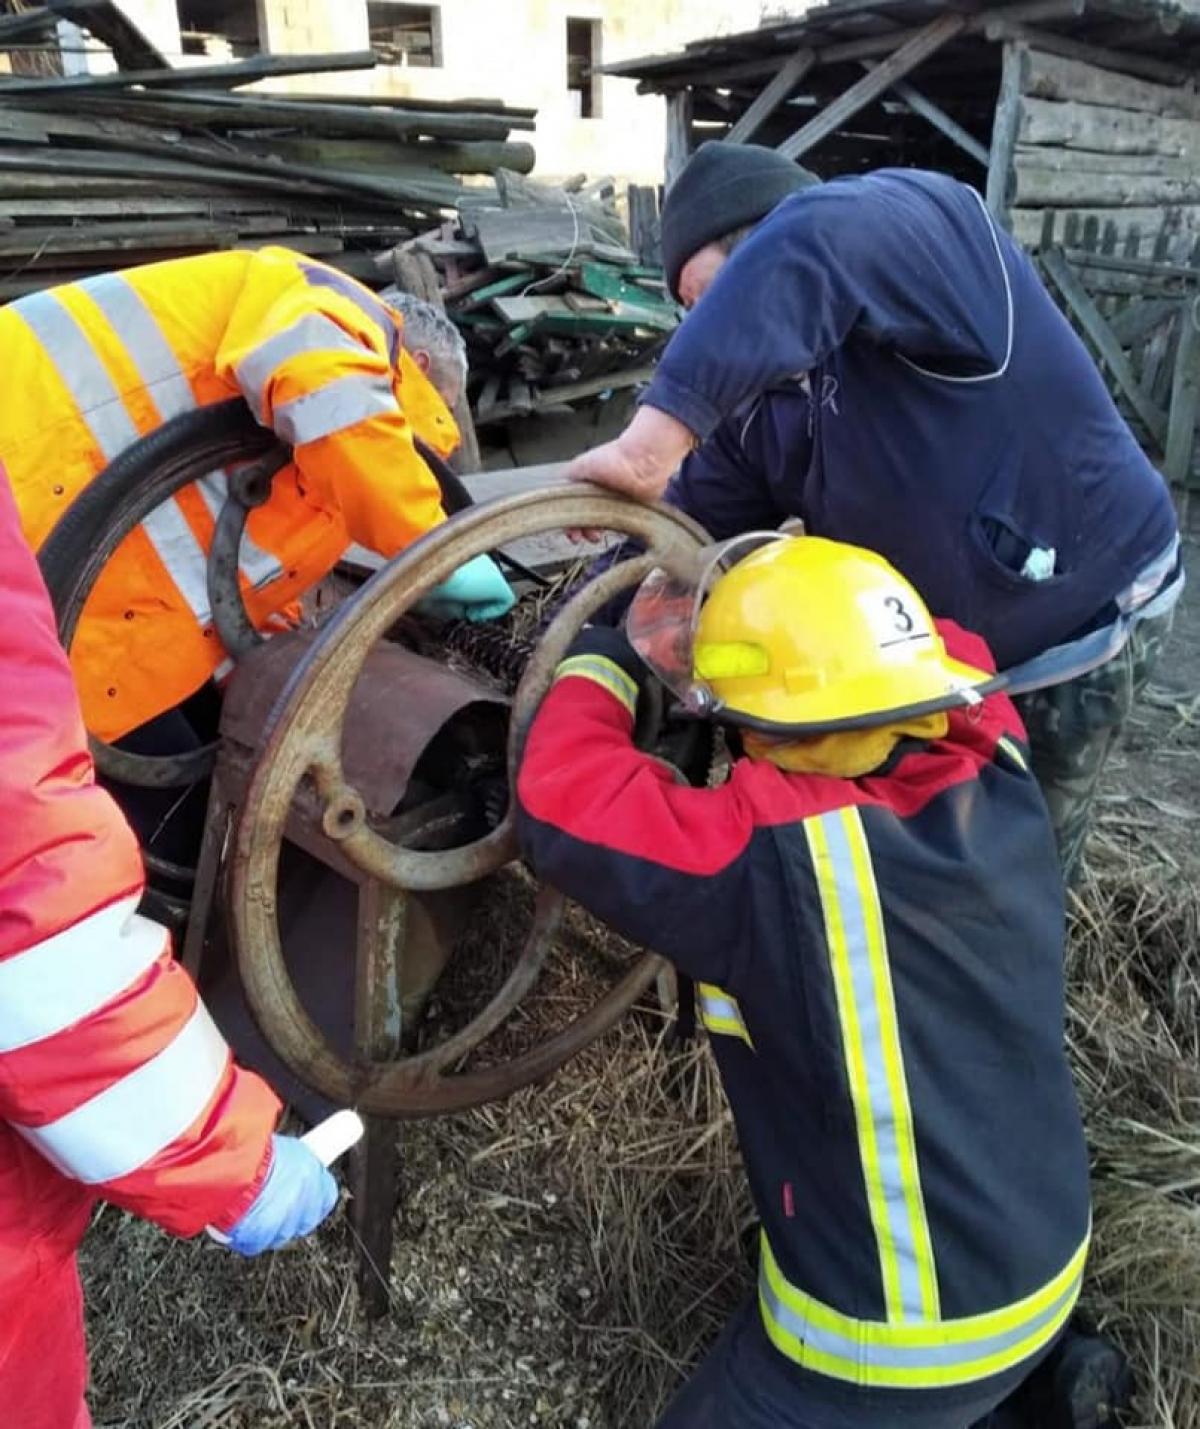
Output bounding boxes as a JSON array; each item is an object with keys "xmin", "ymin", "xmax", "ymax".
[
  {"xmin": 348, "ymin": 1112, "xmax": 401, "ymax": 1319},
  {"xmin": 350, "ymin": 877, "xmax": 407, "ymax": 1318},
  {"xmin": 181, "ymin": 773, "xmax": 232, "ymax": 980}
]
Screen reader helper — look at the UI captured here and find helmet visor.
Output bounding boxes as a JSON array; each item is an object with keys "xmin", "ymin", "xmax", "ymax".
[{"xmin": 623, "ymin": 532, "xmax": 786, "ymax": 713}]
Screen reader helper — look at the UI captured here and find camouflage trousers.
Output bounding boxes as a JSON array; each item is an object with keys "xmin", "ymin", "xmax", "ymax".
[{"xmin": 1012, "ymin": 610, "xmax": 1173, "ymax": 885}]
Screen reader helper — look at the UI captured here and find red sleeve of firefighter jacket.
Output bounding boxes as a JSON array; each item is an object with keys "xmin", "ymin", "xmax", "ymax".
[
  {"xmin": 0, "ymin": 464, "xmax": 279, "ymax": 1236},
  {"xmin": 516, "ymin": 640, "xmax": 775, "ymax": 988}
]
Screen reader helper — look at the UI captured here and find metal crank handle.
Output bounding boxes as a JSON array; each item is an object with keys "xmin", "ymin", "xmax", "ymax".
[{"xmin": 205, "ymin": 1110, "xmax": 365, "ymax": 1245}]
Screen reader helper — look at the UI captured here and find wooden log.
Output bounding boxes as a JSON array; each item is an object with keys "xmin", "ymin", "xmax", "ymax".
[
  {"xmin": 0, "ymin": 145, "xmax": 442, "ymax": 209},
  {"xmin": 988, "ymin": 43, "xmax": 1028, "ymax": 218},
  {"xmin": 46, "ymin": 0, "xmax": 166, "ymax": 69},
  {"xmin": 230, "ymin": 136, "xmax": 536, "ymax": 177},
  {"xmin": 0, "ymin": 50, "xmax": 378, "ymax": 94},
  {"xmin": 983, "ymin": 20, "xmax": 1190, "ymax": 86},
  {"xmin": 1011, "ymin": 206, "xmax": 1200, "ymax": 247},
  {"xmin": 1013, "ymin": 168, "xmax": 1200, "ymax": 207},
  {"xmin": 725, "ymin": 46, "xmax": 815, "ymax": 145},
  {"xmin": 0, "ymin": 218, "xmax": 244, "ymax": 256},
  {"xmin": 1014, "ymin": 145, "xmax": 1199, "ymax": 176},
  {"xmin": 1019, "ymin": 96, "xmax": 1200, "ymax": 156},
  {"xmin": 284, "ymin": 93, "xmax": 537, "ymax": 121},
  {"xmin": 7, "ymin": 90, "xmax": 522, "ymax": 142},
  {"xmin": 628, "ymin": 185, "xmax": 660, "ymax": 265},
  {"xmin": 0, "ymin": 9, "xmax": 58, "ymax": 43},
  {"xmin": 1022, "ymin": 47, "xmax": 1200, "ymax": 119},
  {"xmin": 0, "ymin": 196, "xmax": 278, "ymax": 218},
  {"xmin": 0, "ymin": 104, "xmax": 179, "ymax": 146},
  {"xmin": 665, "ymin": 89, "xmax": 693, "ymax": 187},
  {"xmin": 778, "ymin": 12, "xmax": 966, "ymax": 161},
  {"xmin": 37, "ymin": 128, "xmax": 467, "ymax": 210}
]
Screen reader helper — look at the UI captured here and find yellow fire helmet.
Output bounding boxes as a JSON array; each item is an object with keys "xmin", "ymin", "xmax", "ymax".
[{"xmin": 624, "ymin": 534, "xmax": 1001, "ymax": 735}]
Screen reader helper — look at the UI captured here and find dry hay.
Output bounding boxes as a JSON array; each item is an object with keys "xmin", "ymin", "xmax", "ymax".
[
  {"xmin": 1066, "ymin": 856, "xmax": 1200, "ymax": 1429},
  {"xmin": 83, "ymin": 855, "xmax": 1200, "ymax": 1429}
]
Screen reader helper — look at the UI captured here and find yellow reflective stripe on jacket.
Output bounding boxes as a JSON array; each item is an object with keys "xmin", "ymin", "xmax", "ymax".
[
  {"xmin": 758, "ymin": 1230, "xmax": 1087, "ymax": 1389},
  {"xmin": 554, "ymin": 654, "xmax": 638, "ymax": 714},
  {"xmin": 697, "ymin": 982, "xmax": 753, "ymax": 1047},
  {"xmin": 997, "ymin": 736, "xmax": 1029, "ymax": 773},
  {"xmin": 804, "ymin": 806, "xmax": 939, "ymax": 1323}
]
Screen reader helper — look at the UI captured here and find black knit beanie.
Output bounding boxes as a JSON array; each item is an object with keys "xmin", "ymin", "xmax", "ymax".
[{"xmin": 661, "ymin": 141, "xmax": 821, "ymax": 300}]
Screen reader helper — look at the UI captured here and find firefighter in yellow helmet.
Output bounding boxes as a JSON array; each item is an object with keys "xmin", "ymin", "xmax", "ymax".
[{"xmin": 517, "ymin": 535, "xmax": 1127, "ymax": 1428}]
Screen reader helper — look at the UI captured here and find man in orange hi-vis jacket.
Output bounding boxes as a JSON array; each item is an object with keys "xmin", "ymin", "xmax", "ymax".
[
  {"xmin": 0, "ymin": 461, "xmax": 339, "ymax": 1429},
  {"xmin": 1, "ymin": 247, "xmax": 513, "ymax": 749}
]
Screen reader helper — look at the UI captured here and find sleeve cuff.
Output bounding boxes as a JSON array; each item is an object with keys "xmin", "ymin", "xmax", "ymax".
[
  {"xmin": 564, "ymin": 625, "xmax": 643, "ymax": 680},
  {"xmin": 640, "ymin": 370, "xmax": 724, "ymax": 443}
]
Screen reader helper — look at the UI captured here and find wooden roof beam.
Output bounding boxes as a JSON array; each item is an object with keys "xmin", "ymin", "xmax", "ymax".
[
  {"xmin": 726, "ymin": 47, "xmax": 817, "ymax": 143},
  {"xmin": 860, "ymin": 61, "xmax": 991, "ymax": 165},
  {"xmin": 778, "ymin": 11, "xmax": 967, "ymax": 161},
  {"xmin": 984, "ymin": 18, "xmax": 1191, "ymax": 83},
  {"xmin": 625, "ymin": 0, "xmax": 1088, "ymax": 94}
]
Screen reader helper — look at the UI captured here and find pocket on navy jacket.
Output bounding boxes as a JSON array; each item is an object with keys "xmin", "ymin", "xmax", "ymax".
[{"xmin": 969, "ymin": 508, "xmax": 1070, "ymax": 592}]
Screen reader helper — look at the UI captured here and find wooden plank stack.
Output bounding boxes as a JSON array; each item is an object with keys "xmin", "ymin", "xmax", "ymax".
[
  {"xmin": 0, "ymin": 27, "xmax": 536, "ymax": 298},
  {"xmin": 1003, "ymin": 46, "xmax": 1200, "ymax": 248},
  {"xmin": 386, "ymin": 175, "xmax": 679, "ymax": 428}
]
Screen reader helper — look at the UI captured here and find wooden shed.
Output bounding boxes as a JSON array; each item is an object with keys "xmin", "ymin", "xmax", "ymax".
[{"xmin": 606, "ymin": 0, "xmax": 1200, "ymax": 488}]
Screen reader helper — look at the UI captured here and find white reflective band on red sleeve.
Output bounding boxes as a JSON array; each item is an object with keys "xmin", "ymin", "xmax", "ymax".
[
  {"xmin": 0, "ymin": 896, "xmax": 168, "ymax": 1054},
  {"xmin": 16, "ymin": 1001, "xmax": 230, "ymax": 1185}
]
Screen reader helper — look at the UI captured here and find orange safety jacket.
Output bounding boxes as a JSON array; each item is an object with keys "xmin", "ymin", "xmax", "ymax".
[{"xmin": 1, "ymin": 246, "xmax": 460, "ymax": 742}]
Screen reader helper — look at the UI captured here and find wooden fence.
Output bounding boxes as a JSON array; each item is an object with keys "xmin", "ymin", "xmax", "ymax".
[{"xmin": 1033, "ymin": 210, "xmax": 1200, "ymax": 492}]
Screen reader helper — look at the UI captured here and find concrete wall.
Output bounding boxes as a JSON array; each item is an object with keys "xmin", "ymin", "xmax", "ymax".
[{"xmin": 251, "ymin": 0, "xmax": 771, "ymax": 183}]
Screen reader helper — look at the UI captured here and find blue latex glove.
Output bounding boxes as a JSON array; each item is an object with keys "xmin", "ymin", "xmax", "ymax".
[
  {"xmin": 225, "ymin": 1134, "xmax": 339, "ymax": 1257},
  {"xmin": 415, "ymin": 553, "xmax": 515, "ymax": 622}
]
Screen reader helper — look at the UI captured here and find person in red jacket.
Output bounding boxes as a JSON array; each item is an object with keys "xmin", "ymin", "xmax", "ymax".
[
  {"xmin": 517, "ymin": 535, "xmax": 1127, "ymax": 1428},
  {"xmin": 0, "ymin": 463, "xmax": 338, "ymax": 1429}
]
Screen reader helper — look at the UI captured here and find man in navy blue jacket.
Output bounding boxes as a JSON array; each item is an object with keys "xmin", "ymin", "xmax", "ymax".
[{"xmin": 567, "ymin": 144, "xmax": 1181, "ymax": 880}]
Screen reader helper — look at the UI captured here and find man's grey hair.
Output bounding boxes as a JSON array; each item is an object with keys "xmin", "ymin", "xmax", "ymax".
[
  {"xmin": 380, "ymin": 287, "xmax": 468, "ymax": 403},
  {"xmin": 715, "ymin": 223, "xmax": 758, "ymax": 258}
]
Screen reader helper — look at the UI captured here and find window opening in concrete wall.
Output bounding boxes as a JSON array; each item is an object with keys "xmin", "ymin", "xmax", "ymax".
[
  {"xmin": 566, "ymin": 17, "xmax": 602, "ymax": 119},
  {"xmin": 177, "ymin": 0, "xmax": 262, "ymax": 58},
  {"xmin": 368, "ymin": 2, "xmax": 443, "ymax": 67}
]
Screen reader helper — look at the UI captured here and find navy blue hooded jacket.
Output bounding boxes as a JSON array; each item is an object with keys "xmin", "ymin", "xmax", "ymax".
[{"xmin": 647, "ymin": 169, "xmax": 1177, "ymax": 672}]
